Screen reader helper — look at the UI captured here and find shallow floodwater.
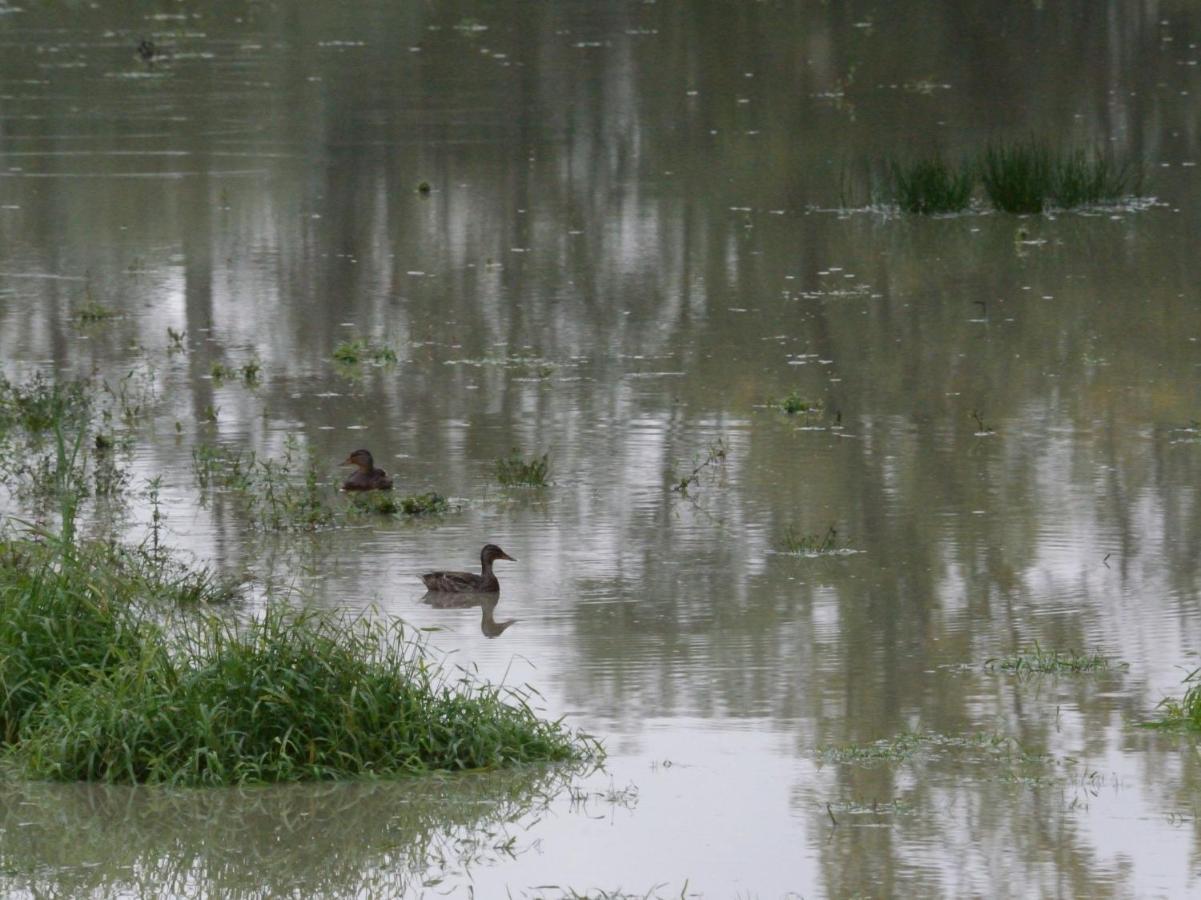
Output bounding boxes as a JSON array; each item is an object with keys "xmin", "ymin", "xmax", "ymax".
[{"xmin": 2, "ymin": 1, "xmax": 1201, "ymax": 897}]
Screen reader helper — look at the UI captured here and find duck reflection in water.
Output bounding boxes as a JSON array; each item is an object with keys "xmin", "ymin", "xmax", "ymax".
[{"xmin": 421, "ymin": 592, "xmax": 517, "ymax": 639}]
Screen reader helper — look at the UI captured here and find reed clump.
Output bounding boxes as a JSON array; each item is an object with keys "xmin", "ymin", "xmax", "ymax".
[
  {"xmin": 332, "ymin": 339, "xmax": 398, "ymax": 366},
  {"xmin": 885, "ymin": 157, "xmax": 974, "ymax": 214},
  {"xmin": 984, "ymin": 642, "xmax": 1123, "ymax": 675},
  {"xmin": 879, "ymin": 141, "xmax": 1144, "ymax": 215}
]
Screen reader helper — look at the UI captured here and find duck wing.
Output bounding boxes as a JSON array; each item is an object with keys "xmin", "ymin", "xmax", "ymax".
[{"xmin": 420, "ymin": 570, "xmax": 486, "ymax": 592}]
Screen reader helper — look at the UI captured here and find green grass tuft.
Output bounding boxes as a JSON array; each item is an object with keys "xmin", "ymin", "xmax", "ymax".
[
  {"xmin": 777, "ymin": 525, "xmax": 839, "ymax": 555},
  {"xmin": 332, "ymin": 339, "xmax": 398, "ymax": 366},
  {"xmin": 1051, "ymin": 148, "xmax": 1142, "ymax": 207},
  {"xmin": 349, "ymin": 491, "xmax": 453, "ymax": 517},
  {"xmin": 496, "ymin": 450, "xmax": 551, "ymax": 487},
  {"xmin": 980, "ymin": 140, "xmax": 1054, "ymax": 214},
  {"xmin": 984, "ymin": 642, "xmax": 1123, "ymax": 675},
  {"xmin": 0, "ymin": 533, "xmax": 597, "ymax": 784},
  {"xmin": 886, "ymin": 157, "xmax": 974, "ymax": 213},
  {"xmin": 777, "ymin": 391, "xmax": 822, "ymax": 416},
  {"xmin": 1148, "ymin": 668, "xmax": 1201, "ymax": 730}
]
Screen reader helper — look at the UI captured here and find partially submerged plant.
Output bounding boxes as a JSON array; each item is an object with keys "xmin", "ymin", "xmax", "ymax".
[
  {"xmin": 670, "ymin": 438, "xmax": 728, "ymax": 496},
  {"xmin": 885, "ymin": 156, "xmax": 973, "ymax": 214},
  {"xmin": 348, "ymin": 491, "xmax": 453, "ymax": 517},
  {"xmin": 1147, "ymin": 669, "xmax": 1201, "ymax": 730},
  {"xmin": 332, "ymin": 339, "xmax": 398, "ymax": 366},
  {"xmin": 980, "ymin": 140, "xmax": 1054, "ymax": 214},
  {"xmin": 777, "ymin": 391, "xmax": 822, "ymax": 416},
  {"xmin": 496, "ymin": 450, "xmax": 551, "ymax": 487},
  {"xmin": 984, "ymin": 643, "xmax": 1124, "ymax": 675},
  {"xmin": 777, "ymin": 525, "xmax": 839, "ymax": 555}
]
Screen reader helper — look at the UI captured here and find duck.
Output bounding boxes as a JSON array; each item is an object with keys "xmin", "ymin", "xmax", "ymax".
[
  {"xmin": 341, "ymin": 449, "xmax": 393, "ymax": 491},
  {"xmin": 421, "ymin": 544, "xmax": 515, "ymax": 593}
]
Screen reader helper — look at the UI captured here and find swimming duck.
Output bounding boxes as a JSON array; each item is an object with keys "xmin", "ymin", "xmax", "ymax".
[
  {"xmin": 421, "ymin": 544, "xmax": 515, "ymax": 593},
  {"xmin": 341, "ymin": 449, "xmax": 393, "ymax": 491}
]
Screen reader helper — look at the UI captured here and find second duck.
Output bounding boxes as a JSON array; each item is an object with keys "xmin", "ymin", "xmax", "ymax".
[{"xmin": 421, "ymin": 544, "xmax": 515, "ymax": 593}]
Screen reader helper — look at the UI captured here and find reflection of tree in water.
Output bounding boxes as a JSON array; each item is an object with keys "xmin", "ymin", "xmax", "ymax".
[{"xmin": 0, "ymin": 764, "xmax": 585, "ymax": 899}]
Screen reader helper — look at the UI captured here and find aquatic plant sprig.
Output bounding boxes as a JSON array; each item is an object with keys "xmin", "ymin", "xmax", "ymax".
[
  {"xmin": 1147, "ymin": 668, "xmax": 1201, "ymax": 730},
  {"xmin": 332, "ymin": 338, "xmax": 398, "ymax": 366},
  {"xmin": 670, "ymin": 438, "xmax": 728, "ymax": 496},
  {"xmin": 884, "ymin": 156, "xmax": 974, "ymax": 214},
  {"xmin": 984, "ymin": 642, "xmax": 1125, "ymax": 675},
  {"xmin": 496, "ymin": 450, "xmax": 551, "ymax": 488}
]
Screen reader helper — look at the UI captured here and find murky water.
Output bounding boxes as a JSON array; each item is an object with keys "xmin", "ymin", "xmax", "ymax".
[{"xmin": 2, "ymin": 1, "xmax": 1201, "ymax": 896}]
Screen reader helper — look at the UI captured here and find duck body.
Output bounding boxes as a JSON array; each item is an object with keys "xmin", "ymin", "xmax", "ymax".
[
  {"xmin": 341, "ymin": 449, "xmax": 393, "ymax": 491},
  {"xmin": 421, "ymin": 544, "xmax": 514, "ymax": 593}
]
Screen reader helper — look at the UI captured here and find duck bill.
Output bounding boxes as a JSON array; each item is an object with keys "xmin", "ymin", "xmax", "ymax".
[
  {"xmin": 499, "ymin": 550, "xmax": 516, "ymax": 561},
  {"xmin": 340, "ymin": 455, "xmax": 355, "ymax": 467}
]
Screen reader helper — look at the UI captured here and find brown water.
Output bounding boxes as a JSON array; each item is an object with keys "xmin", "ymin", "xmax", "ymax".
[{"xmin": 2, "ymin": 1, "xmax": 1201, "ymax": 897}]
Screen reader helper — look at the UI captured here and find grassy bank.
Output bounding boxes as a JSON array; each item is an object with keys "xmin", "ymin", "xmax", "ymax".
[{"xmin": 0, "ymin": 532, "xmax": 596, "ymax": 785}]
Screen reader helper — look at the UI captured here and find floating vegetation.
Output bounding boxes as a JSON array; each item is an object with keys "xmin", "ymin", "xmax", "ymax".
[
  {"xmin": 332, "ymin": 339, "xmax": 398, "ymax": 366},
  {"xmin": 166, "ymin": 327, "xmax": 186, "ymax": 350},
  {"xmin": 777, "ymin": 391, "xmax": 822, "ymax": 416},
  {"xmin": 670, "ymin": 438, "xmax": 727, "ymax": 496},
  {"xmin": 496, "ymin": 450, "xmax": 551, "ymax": 487},
  {"xmin": 78, "ymin": 299, "xmax": 118, "ymax": 323},
  {"xmin": 445, "ymin": 353, "xmax": 557, "ymax": 378},
  {"xmin": 1148, "ymin": 669, "xmax": 1201, "ymax": 730},
  {"xmin": 0, "ymin": 531, "xmax": 595, "ymax": 785},
  {"xmin": 777, "ymin": 525, "xmax": 839, "ymax": 555},
  {"xmin": 416, "ymin": 180, "xmax": 432, "ymax": 194},
  {"xmin": 210, "ymin": 362, "xmax": 237, "ymax": 381},
  {"xmin": 984, "ymin": 643, "xmax": 1124, "ymax": 675},
  {"xmin": 349, "ymin": 490, "xmax": 453, "ymax": 517},
  {"xmin": 884, "ymin": 157, "xmax": 973, "ymax": 214},
  {"xmin": 240, "ymin": 361, "xmax": 262, "ymax": 383},
  {"xmin": 819, "ymin": 730, "xmax": 1046, "ymax": 767}
]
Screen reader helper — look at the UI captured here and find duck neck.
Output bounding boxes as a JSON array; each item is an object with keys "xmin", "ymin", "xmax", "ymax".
[{"xmin": 480, "ymin": 557, "xmax": 494, "ymax": 578}]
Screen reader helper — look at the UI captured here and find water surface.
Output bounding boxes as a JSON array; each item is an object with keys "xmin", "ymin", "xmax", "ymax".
[{"xmin": 2, "ymin": 1, "xmax": 1201, "ymax": 897}]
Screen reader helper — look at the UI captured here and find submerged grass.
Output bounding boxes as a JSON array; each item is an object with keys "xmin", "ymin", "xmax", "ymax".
[
  {"xmin": 980, "ymin": 140, "xmax": 1053, "ymax": 213},
  {"xmin": 885, "ymin": 157, "xmax": 974, "ymax": 213},
  {"xmin": 0, "ymin": 531, "xmax": 596, "ymax": 784},
  {"xmin": 776, "ymin": 391, "xmax": 822, "ymax": 416},
  {"xmin": 191, "ymin": 439, "xmax": 336, "ymax": 530},
  {"xmin": 985, "ymin": 642, "xmax": 1124, "ymax": 675},
  {"xmin": 496, "ymin": 450, "xmax": 551, "ymax": 487}
]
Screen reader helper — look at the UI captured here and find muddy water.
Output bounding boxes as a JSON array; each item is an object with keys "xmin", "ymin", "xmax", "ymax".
[{"xmin": 2, "ymin": 1, "xmax": 1201, "ymax": 897}]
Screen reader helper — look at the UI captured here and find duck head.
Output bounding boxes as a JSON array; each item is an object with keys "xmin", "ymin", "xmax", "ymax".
[
  {"xmin": 342, "ymin": 449, "xmax": 375, "ymax": 472},
  {"xmin": 481, "ymin": 544, "xmax": 516, "ymax": 565}
]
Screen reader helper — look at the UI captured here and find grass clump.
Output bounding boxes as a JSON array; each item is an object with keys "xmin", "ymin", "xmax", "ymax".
[
  {"xmin": 1147, "ymin": 669, "xmax": 1201, "ymax": 730},
  {"xmin": 777, "ymin": 391, "xmax": 822, "ymax": 416},
  {"xmin": 1051, "ymin": 147, "xmax": 1142, "ymax": 207},
  {"xmin": 332, "ymin": 339, "xmax": 398, "ymax": 366},
  {"xmin": 0, "ymin": 534, "xmax": 595, "ymax": 784},
  {"xmin": 349, "ymin": 491, "xmax": 453, "ymax": 517},
  {"xmin": 984, "ymin": 642, "xmax": 1124, "ymax": 675},
  {"xmin": 980, "ymin": 140, "xmax": 1054, "ymax": 213},
  {"xmin": 885, "ymin": 157, "xmax": 973, "ymax": 213},
  {"xmin": 777, "ymin": 524, "xmax": 839, "ymax": 555},
  {"xmin": 496, "ymin": 450, "xmax": 550, "ymax": 487},
  {"xmin": 18, "ymin": 605, "xmax": 591, "ymax": 784}
]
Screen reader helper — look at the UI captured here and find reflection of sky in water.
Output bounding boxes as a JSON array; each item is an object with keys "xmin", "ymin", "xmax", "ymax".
[{"xmin": 2, "ymin": 0, "xmax": 1201, "ymax": 896}]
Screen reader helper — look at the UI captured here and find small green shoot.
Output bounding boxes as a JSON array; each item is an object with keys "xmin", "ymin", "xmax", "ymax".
[
  {"xmin": 777, "ymin": 525, "xmax": 839, "ymax": 555},
  {"xmin": 670, "ymin": 439, "xmax": 728, "ymax": 495}
]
